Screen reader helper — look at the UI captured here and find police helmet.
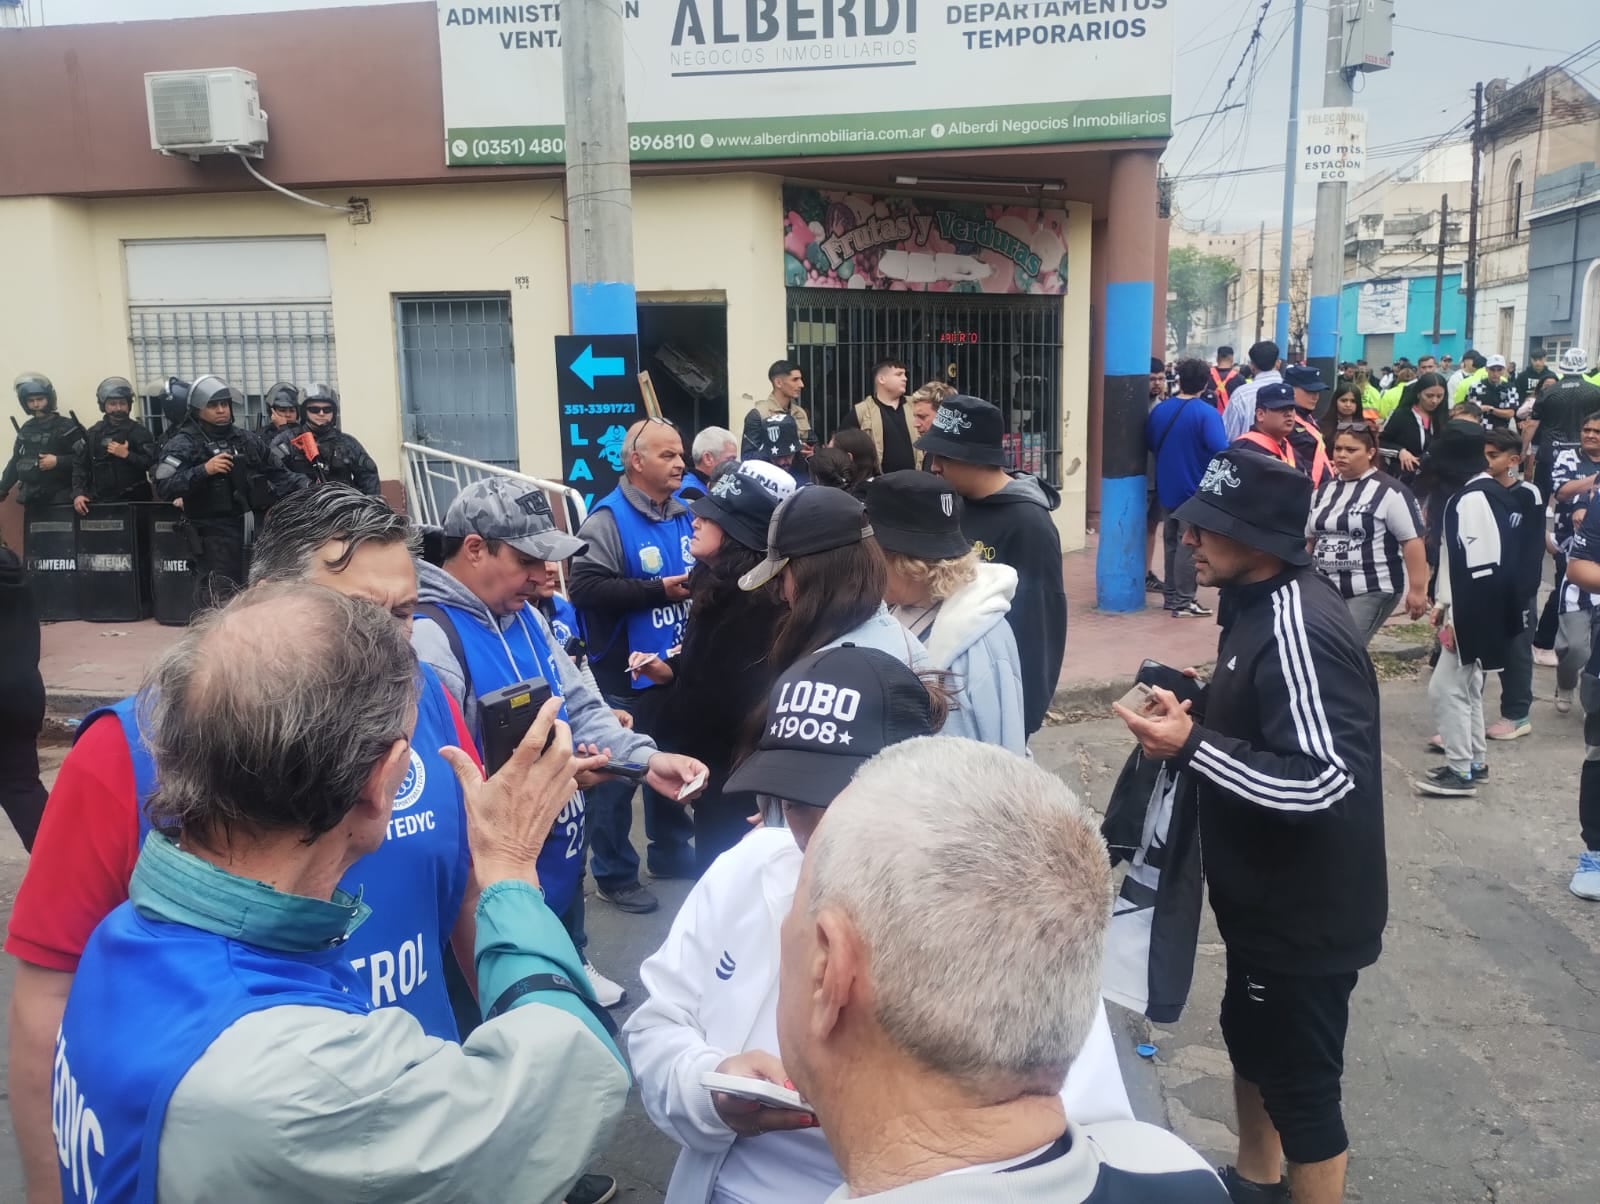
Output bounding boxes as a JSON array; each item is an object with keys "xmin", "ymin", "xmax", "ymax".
[
  {"xmin": 188, "ymin": 374, "xmax": 244, "ymax": 414},
  {"xmin": 157, "ymin": 377, "xmax": 193, "ymax": 431},
  {"xmin": 265, "ymin": 382, "xmax": 301, "ymax": 412},
  {"xmin": 95, "ymin": 376, "xmax": 136, "ymax": 411},
  {"xmin": 13, "ymin": 372, "xmax": 56, "ymax": 413},
  {"xmin": 301, "ymin": 381, "xmax": 339, "ymax": 415}
]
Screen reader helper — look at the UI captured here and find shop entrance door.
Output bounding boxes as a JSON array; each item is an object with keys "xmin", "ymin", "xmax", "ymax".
[{"xmin": 786, "ymin": 289, "xmax": 1065, "ymax": 485}]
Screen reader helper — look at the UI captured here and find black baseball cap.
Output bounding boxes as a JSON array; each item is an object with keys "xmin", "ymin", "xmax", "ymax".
[
  {"xmin": 1283, "ymin": 365, "xmax": 1328, "ymax": 393},
  {"xmin": 913, "ymin": 394, "xmax": 1006, "ymax": 467},
  {"xmin": 738, "ymin": 486, "xmax": 873, "ymax": 591},
  {"xmin": 1174, "ymin": 448, "xmax": 1312, "ymax": 567},
  {"xmin": 725, "ymin": 644, "xmax": 937, "ymax": 806},
  {"xmin": 688, "ymin": 460, "xmax": 795, "ymax": 552},
  {"xmin": 864, "ymin": 470, "xmax": 970, "ymax": 561}
]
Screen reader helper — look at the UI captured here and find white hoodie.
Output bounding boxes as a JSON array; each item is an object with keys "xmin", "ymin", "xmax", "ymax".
[
  {"xmin": 624, "ymin": 828, "xmax": 1134, "ymax": 1204},
  {"xmin": 897, "ymin": 562, "xmax": 1029, "ymax": 754}
]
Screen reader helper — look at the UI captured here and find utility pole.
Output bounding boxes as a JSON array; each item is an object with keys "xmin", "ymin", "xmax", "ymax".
[
  {"xmin": 1255, "ymin": 219, "xmax": 1267, "ymax": 342},
  {"xmin": 562, "ymin": 0, "xmax": 636, "ymax": 337},
  {"xmin": 1431, "ymin": 193, "xmax": 1449, "ymax": 358},
  {"xmin": 1307, "ymin": 1, "xmax": 1353, "ymax": 391},
  {"xmin": 1276, "ymin": 0, "xmax": 1307, "ymax": 356},
  {"xmin": 1465, "ymin": 81, "xmax": 1484, "ymax": 344}
]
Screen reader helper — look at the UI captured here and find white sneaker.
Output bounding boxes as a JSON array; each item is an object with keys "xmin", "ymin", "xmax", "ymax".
[
  {"xmin": 1556, "ymin": 689, "xmax": 1574, "ymax": 715},
  {"xmin": 583, "ymin": 960, "xmax": 628, "ymax": 1009},
  {"xmin": 1571, "ymin": 852, "xmax": 1600, "ymax": 901}
]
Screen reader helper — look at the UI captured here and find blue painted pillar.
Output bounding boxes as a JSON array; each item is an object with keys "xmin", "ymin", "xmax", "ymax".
[
  {"xmin": 571, "ymin": 282, "xmax": 638, "ymax": 337},
  {"xmin": 1095, "ymin": 149, "xmax": 1160, "ymax": 614}
]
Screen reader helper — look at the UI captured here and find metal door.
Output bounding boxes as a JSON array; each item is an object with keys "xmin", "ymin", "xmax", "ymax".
[
  {"xmin": 786, "ymin": 289, "xmax": 1065, "ymax": 486},
  {"xmin": 397, "ymin": 295, "xmax": 518, "ymax": 475}
]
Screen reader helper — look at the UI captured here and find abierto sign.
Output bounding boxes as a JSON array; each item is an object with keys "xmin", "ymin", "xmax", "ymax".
[
  {"xmin": 1298, "ymin": 107, "xmax": 1367, "ymax": 183},
  {"xmin": 437, "ymin": 1, "xmax": 1174, "ymax": 166}
]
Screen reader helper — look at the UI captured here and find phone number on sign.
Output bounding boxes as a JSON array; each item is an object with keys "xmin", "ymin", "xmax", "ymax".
[
  {"xmin": 630, "ymin": 132, "xmax": 699, "ymax": 153},
  {"xmin": 469, "ymin": 137, "xmax": 565, "ymax": 159}
]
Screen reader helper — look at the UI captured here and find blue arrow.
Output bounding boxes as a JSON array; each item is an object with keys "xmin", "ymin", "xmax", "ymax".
[{"xmin": 569, "ymin": 344, "xmax": 625, "ymax": 389}]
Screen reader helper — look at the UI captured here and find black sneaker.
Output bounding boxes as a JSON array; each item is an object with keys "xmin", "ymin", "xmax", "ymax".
[
  {"xmin": 596, "ymin": 883, "xmax": 660, "ymax": 914},
  {"xmin": 1471, "ymin": 763, "xmax": 1489, "ymax": 782},
  {"xmin": 1146, "ymin": 571, "xmax": 1165, "ymax": 593},
  {"xmin": 1170, "ymin": 601, "xmax": 1214, "ymax": 618},
  {"xmin": 565, "ymin": 1173, "xmax": 618, "ymax": 1204},
  {"xmin": 1417, "ymin": 765, "xmax": 1477, "ymax": 797},
  {"xmin": 1217, "ymin": 1165, "xmax": 1290, "ymax": 1202}
]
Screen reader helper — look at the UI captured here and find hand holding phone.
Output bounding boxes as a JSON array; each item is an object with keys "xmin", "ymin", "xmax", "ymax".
[{"xmin": 702, "ymin": 1053, "xmax": 817, "ymax": 1137}]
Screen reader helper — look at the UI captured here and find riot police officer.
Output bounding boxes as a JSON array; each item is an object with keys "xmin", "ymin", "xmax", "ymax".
[
  {"xmin": 154, "ymin": 375, "xmax": 300, "ymax": 607},
  {"xmin": 153, "ymin": 376, "xmax": 193, "ymax": 447},
  {"xmin": 265, "ymin": 381, "xmax": 301, "ymax": 434},
  {"xmin": 73, "ymin": 376, "xmax": 158, "ymax": 514},
  {"xmin": 0, "ymin": 373, "xmax": 86, "ymax": 511},
  {"xmin": 270, "ymin": 382, "xmax": 381, "ymax": 495}
]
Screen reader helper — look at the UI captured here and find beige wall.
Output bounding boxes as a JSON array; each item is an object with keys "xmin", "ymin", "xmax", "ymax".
[{"xmin": 0, "ymin": 175, "xmax": 1093, "ymax": 549}]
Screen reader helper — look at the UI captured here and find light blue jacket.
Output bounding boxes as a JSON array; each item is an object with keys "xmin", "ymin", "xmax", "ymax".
[{"xmin": 896, "ymin": 563, "xmax": 1029, "ymax": 754}]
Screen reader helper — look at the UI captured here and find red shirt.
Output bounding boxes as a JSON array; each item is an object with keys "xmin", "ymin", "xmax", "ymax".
[{"xmin": 5, "ymin": 688, "xmax": 478, "ymax": 974}]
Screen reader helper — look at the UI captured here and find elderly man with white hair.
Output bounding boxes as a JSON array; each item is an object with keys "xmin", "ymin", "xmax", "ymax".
[
  {"xmin": 777, "ymin": 738, "xmax": 1229, "ymax": 1203},
  {"xmin": 680, "ymin": 425, "xmax": 739, "ymax": 500}
]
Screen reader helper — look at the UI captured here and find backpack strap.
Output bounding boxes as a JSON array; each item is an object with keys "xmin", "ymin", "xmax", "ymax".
[{"xmin": 415, "ymin": 602, "xmax": 472, "ymax": 701}]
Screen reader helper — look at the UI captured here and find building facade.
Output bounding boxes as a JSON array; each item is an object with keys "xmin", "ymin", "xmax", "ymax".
[
  {"xmin": 0, "ymin": 1, "xmax": 1175, "ymax": 578},
  {"xmin": 1337, "ymin": 271, "xmax": 1467, "ymax": 366},
  {"xmin": 1528, "ymin": 162, "xmax": 1600, "ymax": 360},
  {"xmin": 1471, "ymin": 70, "xmax": 1600, "ymax": 363}
]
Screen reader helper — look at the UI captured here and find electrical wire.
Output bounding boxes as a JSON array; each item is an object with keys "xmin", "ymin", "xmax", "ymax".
[
  {"xmin": 1168, "ymin": 0, "xmax": 1277, "ymax": 182},
  {"xmin": 234, "ymin": 153, "xmax": 357, "ymax": 215}
]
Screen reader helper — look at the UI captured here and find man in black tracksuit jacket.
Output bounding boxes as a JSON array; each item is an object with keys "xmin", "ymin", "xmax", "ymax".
[{"xmin": 1115, "ymin": 447, "xmax": 1385, "ymax": 1204}]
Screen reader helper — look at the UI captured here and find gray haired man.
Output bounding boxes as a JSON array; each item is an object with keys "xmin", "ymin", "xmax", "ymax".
[
  {"xmin": 682, "ymin": 425, "xmax": 738, "ymax": 499},
  {"xmin": 777, "ymin": 738, "xmax": 1228, "ymax": 1202},
  {"xmin": 53, "ymin": 583, "xmax": 629, "ymax": 1202}
]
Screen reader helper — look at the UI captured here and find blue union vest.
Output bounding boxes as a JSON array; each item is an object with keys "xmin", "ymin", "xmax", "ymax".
[
  {"xmin": 83, "ymin": 663, "xmax": 470, "ymax": 1041},
  {"xmin": 544, "ymin": 592, "xmax": 584, "ymax": 649},
  {"xmin": 588, "ymin": 487, "xmax": 694, "ymax": 689},
  {"xmin": 55, "ymin": 891, "xmax": 369, "ymax": 1204},
  {"xmin": 415, "ymin": 602, "xmax": 586, "ymax": 917}
]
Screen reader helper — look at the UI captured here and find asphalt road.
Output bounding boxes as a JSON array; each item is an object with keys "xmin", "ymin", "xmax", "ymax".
[{"xmin": 3, "ymin": 664, "xmax": 1598, "ymax": 1202}]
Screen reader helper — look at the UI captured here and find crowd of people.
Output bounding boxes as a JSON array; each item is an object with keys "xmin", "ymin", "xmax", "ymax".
[
  {"xmin": 2, "ymin": 372, "xmax": 382, "ymax": 610},
  {"xmin": 1152, "ymin": 340, "xmax": 1600, "ymax": 843},
  {"xmin": 8, "ymin": 338, "xmax": 1600, "ymax": 1204},
  {"xmin": 0, "ymin": 361, "xmax": 1249, "ymax": 1203}
]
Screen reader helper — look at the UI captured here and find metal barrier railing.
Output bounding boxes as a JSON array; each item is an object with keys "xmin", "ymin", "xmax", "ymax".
[{"xmin": 401, "ymin": 442, "xmax": 589, "ymax": 538}]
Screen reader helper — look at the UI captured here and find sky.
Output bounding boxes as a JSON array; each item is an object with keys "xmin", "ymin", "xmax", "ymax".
[{"xmin": 31, "ymin": 0, "xmax": 1600, "ymax": 234}]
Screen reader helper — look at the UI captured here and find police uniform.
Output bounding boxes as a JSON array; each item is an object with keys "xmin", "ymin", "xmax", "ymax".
[
  {"xmin": 153, "ymin": 376, "xmax": 300, "ymax": 607},
  {"xmin": 270, "ymin": 384, "xmax": 381, "ymax": 496},
  {"xmin": 1, "ymin": 373, "xmax": 86, "ymax": 510},
  {"xmin": 74, "ymin": 377, "xmax": 157, "ymax": 505}
]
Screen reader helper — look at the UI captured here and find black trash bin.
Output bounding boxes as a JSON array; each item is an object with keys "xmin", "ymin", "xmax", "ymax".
[
  {"xmin": 148, "ymin": 506, "xmax": 196, "ymax": 627},
  {"xmin": 23, "ymin": 505, "xmax": 79, "ymax": 622},
  {"xmin": 77, "ymin": 503, "xmax": 147, "ymax": 622}
]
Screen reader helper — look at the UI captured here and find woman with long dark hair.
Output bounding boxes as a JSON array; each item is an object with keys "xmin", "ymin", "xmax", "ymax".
[
  {"xmin": 1319, "ymin": 383, "xmax": 1364, "ymax": 447},
  {"xmin": 632, "ymin": 461, "xmax": 794, "ymax": 872},
  {"xmin": 740, "ymin": 486, "xmax": 920, "ymax": 679},
  {"xmin": 1380, "ymin": 371, "xmax": 1448, "ymax": 485},
  {"xmin": 827, "ymin": 427, "xmax": 880, "ymax": 496}
]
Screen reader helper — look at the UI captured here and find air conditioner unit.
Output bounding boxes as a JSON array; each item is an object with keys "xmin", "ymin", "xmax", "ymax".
[{"xmin": 145, "ymin": 68, "xmax": 269, "ymax": 159}]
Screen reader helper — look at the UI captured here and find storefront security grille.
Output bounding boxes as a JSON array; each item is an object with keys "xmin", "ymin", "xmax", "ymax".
[
  {"xmin": 786, "ymin": 289, "xmax": 1065, "ymax": 486},
  {"xmin": 128, "ymin": 305, "xmax": 337, "ymax": 434}
]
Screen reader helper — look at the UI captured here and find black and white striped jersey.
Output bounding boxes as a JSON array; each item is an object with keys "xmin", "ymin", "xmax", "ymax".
[{"xmin": 1306, "ymin": 470, "xmax": 1423, "ymax": 599}]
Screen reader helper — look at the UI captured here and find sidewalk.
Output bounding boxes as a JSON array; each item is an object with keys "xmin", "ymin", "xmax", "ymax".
[{"xmin": 1055, "ymin": 538, "xmax": 1224, "ymax": 710}]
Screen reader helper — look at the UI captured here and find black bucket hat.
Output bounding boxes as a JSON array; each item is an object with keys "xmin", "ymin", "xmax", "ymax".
[
  {"xmin": 864, "ymin": 470, "xmax": 971, "ymax": 561},
  {"xmin": 913, "ymin": 394, "xmax": 1007, "ymax": 467},
  {"xmin": 688, "ymin": 460, "xmax": 795, "ymax": 551},
  {"xmin": 1173, "ymin": 448, "xmax": 1313, "ymax": 568}
]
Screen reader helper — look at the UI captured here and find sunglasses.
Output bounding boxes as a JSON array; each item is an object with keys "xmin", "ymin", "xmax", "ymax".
[
  {"xmin": 628, "ymin": 415, "xmax": 676, "ymax": 455},
  {"xmin": 304, "ymin": 405, "xmax": 335, "ymax": 414}
]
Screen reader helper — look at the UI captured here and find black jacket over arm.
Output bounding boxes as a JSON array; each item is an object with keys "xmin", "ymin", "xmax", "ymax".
[{"xmin": 1171, "ymin": 568, "xmax": 1387, "ymax": 975}]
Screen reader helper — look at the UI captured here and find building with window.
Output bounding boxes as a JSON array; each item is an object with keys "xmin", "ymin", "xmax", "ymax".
[
  {"xmin": 1528, "ymin": 162, "xmax": 1600, "ymax": 361},
  {"xmin": 1471, "ymin": 69, "xmax": 1600, "ymax": 363},
  {"xmin": 0, "ymin": 1, "xmax": 1176, "ymax": 575}
]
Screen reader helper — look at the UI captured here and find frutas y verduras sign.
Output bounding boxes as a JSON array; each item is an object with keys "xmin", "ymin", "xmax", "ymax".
[{"xmin": 437, "ymin": 0, "xmax": 1175, "ymax": 166}]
